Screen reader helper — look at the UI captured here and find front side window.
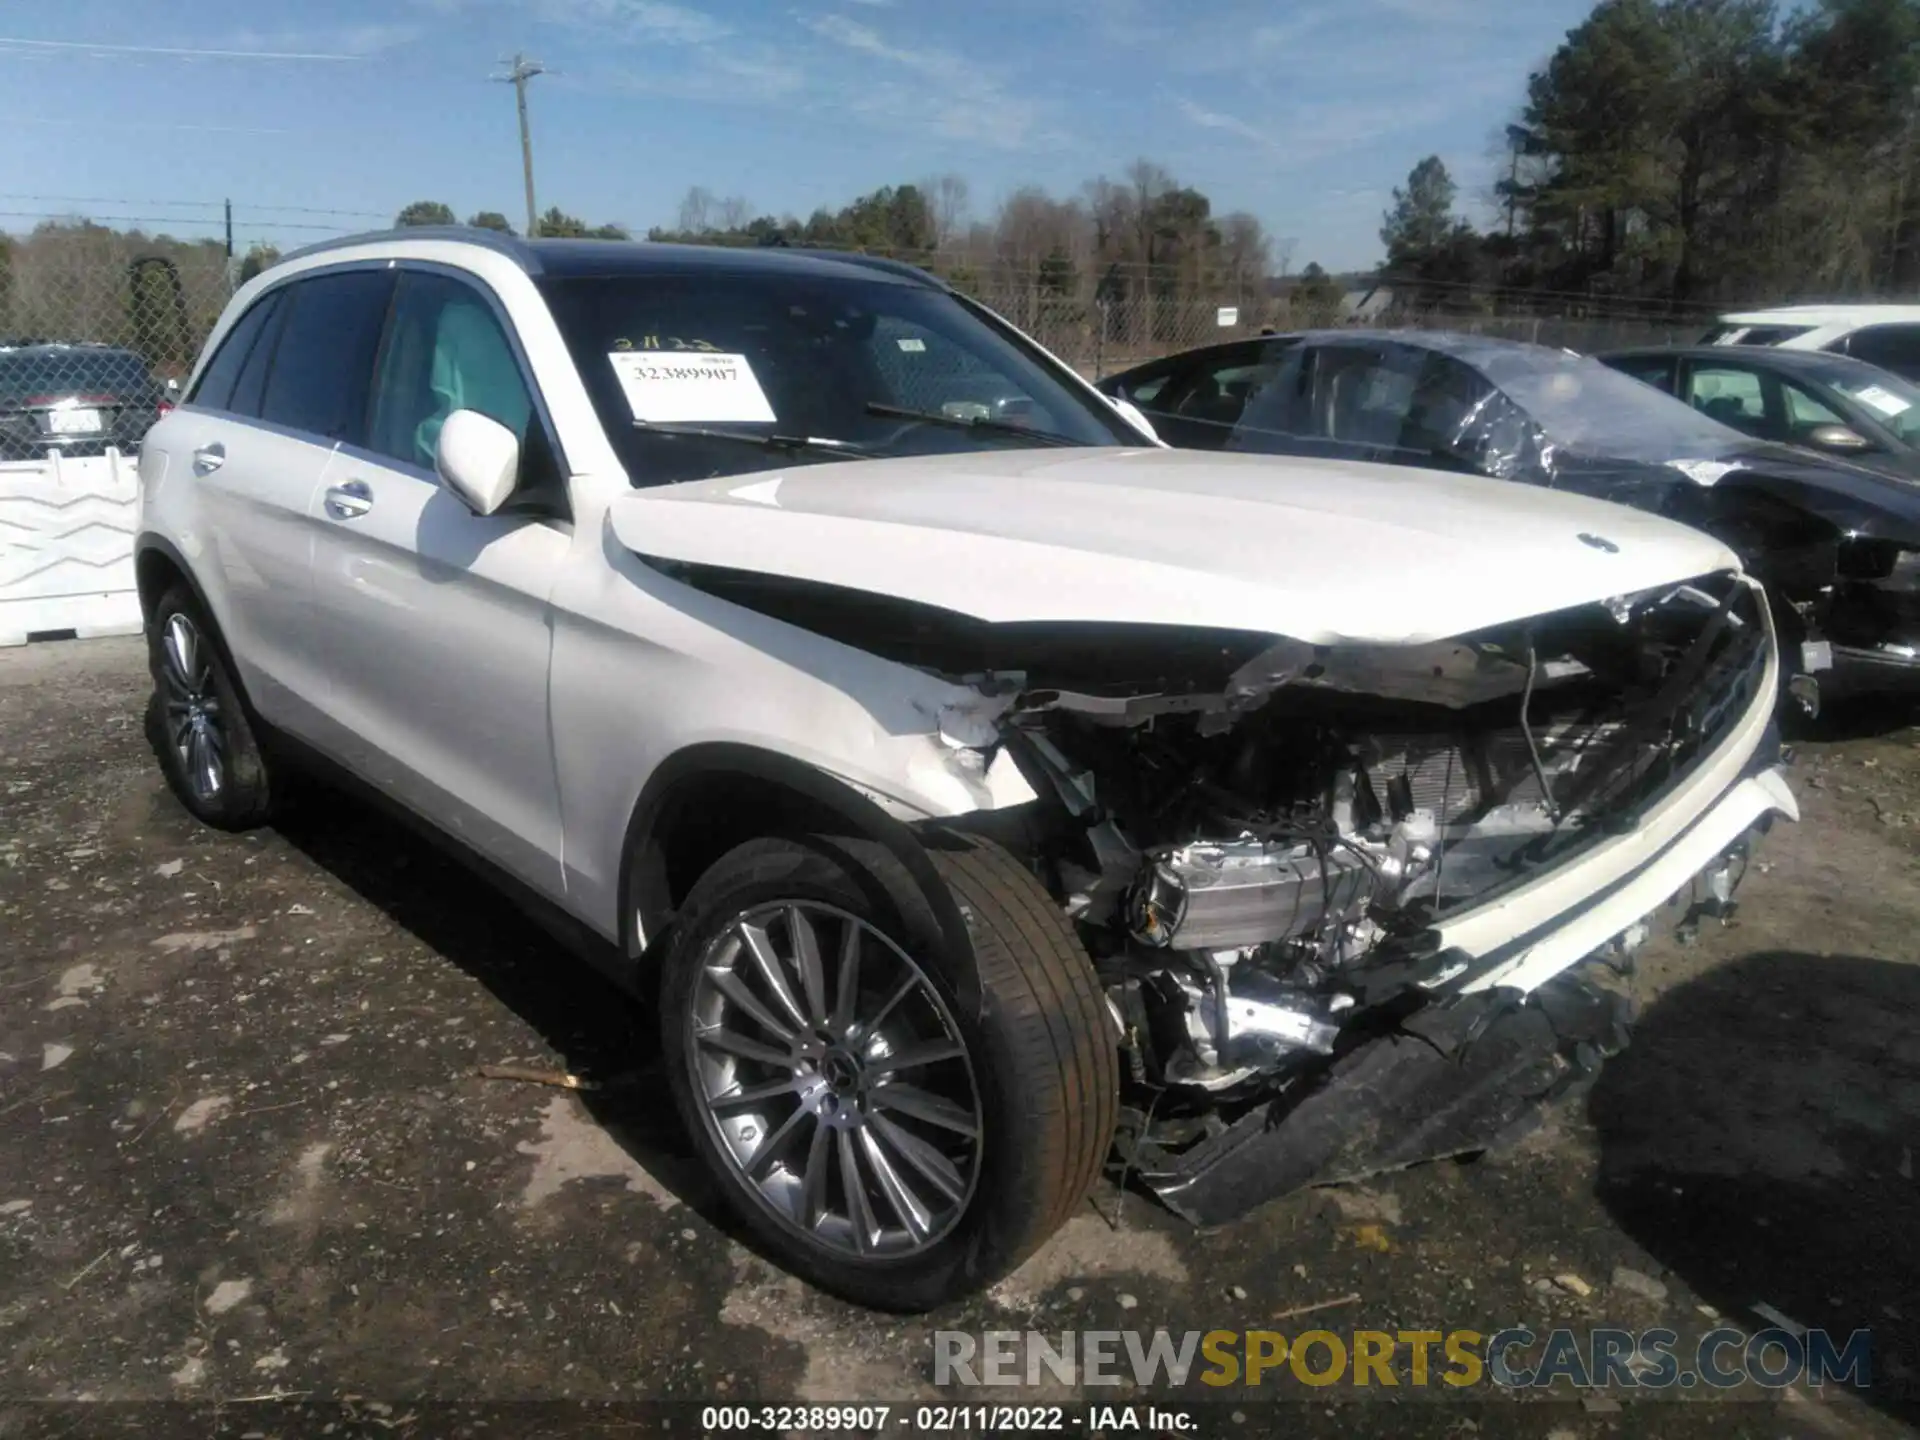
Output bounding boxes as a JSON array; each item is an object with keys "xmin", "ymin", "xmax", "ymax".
[
  {"xmin": 258, "ymin": 270, "xmax": 395, "ymax": 442},
  {"xmin": 1780, "ymin": 380, "xmax": 1843, "ymax": 430},
  {"xmin": 368, "ymin": 272, "xmax": 534, "ymax": 469},
  {"xmin": 538, "ymin": 268, "xmax": 1135, "ymax": 486}
]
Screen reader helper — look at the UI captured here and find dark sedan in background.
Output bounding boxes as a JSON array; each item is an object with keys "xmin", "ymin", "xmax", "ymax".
[
  {"xmin": 0, "ymin": 343, "xmax": 170, "ymax": 462},
  {"xmin": 1598, "ymin": 344, "xmax": 1920, "ymax": 482},
  {"xmin": 1097, "ymin": 330, "xmax": 1920, "ymax": 704}
]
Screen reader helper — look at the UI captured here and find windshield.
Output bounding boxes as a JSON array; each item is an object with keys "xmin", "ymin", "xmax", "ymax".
[{"xmin": 538, "ymin": 270, "xmax": 1135, "ymax": 486}]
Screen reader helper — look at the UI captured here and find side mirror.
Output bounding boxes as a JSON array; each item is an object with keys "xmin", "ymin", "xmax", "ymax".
[
  {"xmin": 1107, "ymin": 395, "xmax": 1160, "ymax": 443},
  {"xmin": 435, "ymin": 409, "xmax": 520, "ymax": 516},
  {"xmin": 1806, "ymin": 423, "xmax": 1873, "ymax": 453}
]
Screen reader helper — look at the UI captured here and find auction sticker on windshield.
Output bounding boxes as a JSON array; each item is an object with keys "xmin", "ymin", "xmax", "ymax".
[{"xmin": 608, "ymin": 351, "xmax": 777, "ymax": 425}]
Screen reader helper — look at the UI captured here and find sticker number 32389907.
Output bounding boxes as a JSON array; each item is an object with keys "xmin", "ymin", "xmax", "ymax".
[{"xmin": 608, "ymin": 351, "xmax": 777, "ymax": 425}]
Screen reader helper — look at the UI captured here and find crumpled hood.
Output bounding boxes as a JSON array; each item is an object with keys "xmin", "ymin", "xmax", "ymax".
[{"xmin": 610, "ymin": 448, "xmax": 1740, "ymax": 647}]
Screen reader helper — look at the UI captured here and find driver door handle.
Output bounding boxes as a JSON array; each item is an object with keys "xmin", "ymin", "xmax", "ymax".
[
  {"xmin": 191, "ymin": 442, "xmax": 224, "ymax": 476},
  {"xmin": 324, "ymin": 479, "xmax": 373, "ymax": 520}
]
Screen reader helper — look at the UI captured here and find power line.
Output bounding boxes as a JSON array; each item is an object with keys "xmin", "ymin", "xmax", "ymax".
[
  {"xmin": 0, "ymin": 211, "xmax": 366, "ymax": 232},
  {"xmin": 0, "ymin": 194, "xmax": 388, "ymax": 219},
  {"xmin": 0, "ymin": 35, "xmax": 361, "ymax": 61}
]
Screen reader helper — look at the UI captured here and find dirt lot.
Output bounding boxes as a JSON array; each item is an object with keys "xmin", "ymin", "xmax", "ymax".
[{"xmin": 2, "ymin": 636, "xmax": 1917, "ymax": 1439}]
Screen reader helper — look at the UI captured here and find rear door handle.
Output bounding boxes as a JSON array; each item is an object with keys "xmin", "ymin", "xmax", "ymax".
[
  {"xmin": 191, "ymin": 442, "xmax": 224, "ymax": 475},
  {"xmin": 324, "ymin": 480, "xmax": 373, "ymax": 520}
]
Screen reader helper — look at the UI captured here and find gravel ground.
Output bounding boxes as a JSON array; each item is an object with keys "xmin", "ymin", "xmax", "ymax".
[{"xmin": 1, "ymin": 636, "xmax": 1917, "ymax": 1440}]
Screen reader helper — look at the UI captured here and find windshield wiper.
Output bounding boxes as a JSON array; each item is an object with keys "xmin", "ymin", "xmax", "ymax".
[
  {"xmin": 631, "ymin": 421, "xmax": 879, "ymax": 459},
  {"xmin": 864, "ymin": 401, "xmax": 1086, "ymax": 448}
]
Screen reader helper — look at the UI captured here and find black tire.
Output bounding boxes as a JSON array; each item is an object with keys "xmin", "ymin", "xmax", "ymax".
[
  {"xmin": 660, "ymin": 830, "xmax": 1118, "ymax": 1310},
  {"xmin": 145, "ymin": 583, "xmax": 275, "ymax": 830}
]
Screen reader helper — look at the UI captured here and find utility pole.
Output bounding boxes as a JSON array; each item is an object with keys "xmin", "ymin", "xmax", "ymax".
[{"xmin": 493, "ymin": 54, "xmax": 546, "ymax": 237}]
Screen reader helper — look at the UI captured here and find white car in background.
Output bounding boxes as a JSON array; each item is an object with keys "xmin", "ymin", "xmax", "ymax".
[
  {"xmin": 135, "ymin": 229, "xmax": 1793, "ymax": 1309},
  {"xmin": 1705, "ymin": 304, "xmax": 1920, "ymax": 380}
]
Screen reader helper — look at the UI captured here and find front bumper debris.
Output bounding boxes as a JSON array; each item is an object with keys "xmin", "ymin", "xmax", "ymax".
[
  {"xmin": 1123, "ymin": 787, "xmax": 1787, "ymax": 1226},
  {"xmin": 1128, "ymin": 966, "xmax": 1630, "ymax": 1226}
]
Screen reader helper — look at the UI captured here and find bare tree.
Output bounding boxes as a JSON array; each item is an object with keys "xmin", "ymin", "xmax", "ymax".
[
  {"xmin": 925, "ymin": 173, "xmax": 972, "ymax": 249},
  {"xmin": 676, "ymin": 186, "xmax": 715, "ymax": 234},
  {"xmin": 717, "ymin": 195, "xmax": 754, "ymax": 231},
  {"xmin": 1125, "ymin": 161, "xmax": 1176, "ymax": 260},
  {"xmin": 1217, "ymin": 211, "xmax": 1272, "ymax": 301}
]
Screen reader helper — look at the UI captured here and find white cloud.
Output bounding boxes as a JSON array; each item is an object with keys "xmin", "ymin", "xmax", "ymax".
[
  {"xmin": 536, "ymin": 0, "xmax": 733, "ymax": 45},
  {"xmin": 799, "ymin": 13, "xmax": 1068, "ymax": 151},
  {"xmin": 1173, "ymin": 95, "xmax": 1279, "ymax": 152}
]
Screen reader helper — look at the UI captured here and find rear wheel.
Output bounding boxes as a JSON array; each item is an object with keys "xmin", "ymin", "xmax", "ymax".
[
  {"xmin": 145, "ymin": 584, "xmax": 275, "ymax": 830},
  {"xmin": 660, "ymin": 831, "xmax": 1117, "ymax": 1310}
]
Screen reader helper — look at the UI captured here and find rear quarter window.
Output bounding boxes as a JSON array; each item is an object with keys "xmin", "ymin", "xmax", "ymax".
[{"xmin": 188, "ymin": 294, "xmax": 280, "ymax": 412}]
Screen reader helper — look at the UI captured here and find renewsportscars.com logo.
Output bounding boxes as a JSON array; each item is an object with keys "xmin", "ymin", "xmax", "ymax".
[{"xmin": 933, "ymin": 1326, "xmax": 1875, "ymax": 1393}]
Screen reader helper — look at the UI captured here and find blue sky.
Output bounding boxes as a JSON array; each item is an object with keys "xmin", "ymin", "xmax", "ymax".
[{"xmin": 0, "ymin": 0, "xmax": 1598, "ymax": 271}]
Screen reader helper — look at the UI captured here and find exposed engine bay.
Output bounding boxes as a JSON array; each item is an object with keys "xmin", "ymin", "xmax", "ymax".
[{"xmin": 956, "ymin": 570, "xmax": 1771, "ymax": 1169}]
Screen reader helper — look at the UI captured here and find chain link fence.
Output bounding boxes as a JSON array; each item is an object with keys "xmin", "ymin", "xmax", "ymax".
[
  {"xmin": 965, "ymin": 288, "xmax": 1705, "ymax": 379},
  {"xmin": 1, "ymin": 228, "xmax": 236, "ymax": 460},
  {"xmin": 0, "ymin": 216, "xmax": 1718, "ymax": 457}
]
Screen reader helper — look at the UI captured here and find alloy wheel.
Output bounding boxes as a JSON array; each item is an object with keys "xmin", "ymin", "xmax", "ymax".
[
  {"xmin": 686, "ymin": 901, "xmax": 983, "ymax": 1259},
  {"xmin": 159, "ymin": 612, "xmax": 224, "ymax": 804}
]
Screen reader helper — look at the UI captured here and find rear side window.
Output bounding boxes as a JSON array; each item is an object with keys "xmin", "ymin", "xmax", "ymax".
[
  {"xmin": 1605, "ymin": 355, "xmax": 1678, "ymax": 392},
  {"xmin": 259, "ymin": 270, "xmax": 396, "ymax": 442},
  {"xmin": 1684, "ymin": 364, "xmax": 1767, "ymax": 426},
  {"xmin": 1837, "ymin": 324, "xmax": 1920, "ymax": 379},
  {"xmin": 1122, "ymin": 368, "xmax": 1177, "ymax": 405}
]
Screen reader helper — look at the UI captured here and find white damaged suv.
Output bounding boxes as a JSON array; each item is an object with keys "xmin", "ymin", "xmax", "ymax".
[{"xmin": 136, "ymin": 230, "xmax": 1795, "ymax": 1309}]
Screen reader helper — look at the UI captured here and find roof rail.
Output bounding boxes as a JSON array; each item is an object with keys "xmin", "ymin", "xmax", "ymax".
[{"xmin": 278, "ymin": 225, "xmax": 539, "ymax": 272}]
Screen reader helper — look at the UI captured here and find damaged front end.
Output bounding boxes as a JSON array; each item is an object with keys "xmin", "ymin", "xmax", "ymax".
[{"xmin": 951, "ymin": 571, "xmax": 1786, "ymax": 1223}]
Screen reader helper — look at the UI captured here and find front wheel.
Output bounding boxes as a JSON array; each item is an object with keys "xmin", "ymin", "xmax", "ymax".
[{"xmin": 660, "ymin": 832, "xmax": 1118, "ymax": 1310}]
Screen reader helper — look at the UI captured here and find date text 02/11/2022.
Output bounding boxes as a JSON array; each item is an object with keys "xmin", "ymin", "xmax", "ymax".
[{"xmin": 698, "ymin": 1405, "xmax": 1195, "ymax": 1432}]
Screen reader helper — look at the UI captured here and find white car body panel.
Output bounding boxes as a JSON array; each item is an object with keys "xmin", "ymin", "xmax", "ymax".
[
  {"xmin": 607, "ymin": 450, "xmax": 1739, "ymax": 646},
  {"xmin": 1709, "ymin": 304, "xmax": 1920, "ymax": 354},
  {"xmin": 140, "ymin": 232, "xmax": 1793, "ymax": 1000},
  {"xmin": 547, "ymin": 539, "xmax": 1044, "ymax": 939},
  {"xmin": 305, "ymin": 444, "xmax": 572, "ymax": 900},
  {"xmin": 152, "ymin": 405, "xmax": 333, "ymax": 730}
]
